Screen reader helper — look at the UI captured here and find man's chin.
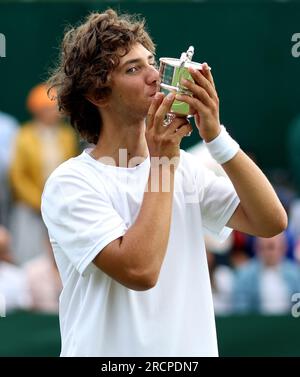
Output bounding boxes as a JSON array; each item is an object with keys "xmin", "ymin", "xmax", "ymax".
[
  {"xmin": 140, "ymin": 103, "xmax": 152, "ymax": 117},
  {"xmin": 130, "ymin": 100, "xmax": 152, "ymax": 119}
]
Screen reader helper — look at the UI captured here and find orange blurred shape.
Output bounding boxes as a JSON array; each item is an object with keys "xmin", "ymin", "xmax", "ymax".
[{"xmin": 26, "ymin": 83, "xmax": 57, "ymax": 113}]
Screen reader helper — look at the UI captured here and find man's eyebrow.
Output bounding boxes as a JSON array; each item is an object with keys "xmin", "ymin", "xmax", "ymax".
[{"xmin": 120, "ymin": 54, "xmax": 155, "ymax": 69}]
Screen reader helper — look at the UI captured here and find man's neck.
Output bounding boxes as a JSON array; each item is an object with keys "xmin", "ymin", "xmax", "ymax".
[{"xmin": 91, "ymin": 119, "xmax": 149, "ymax": 168}]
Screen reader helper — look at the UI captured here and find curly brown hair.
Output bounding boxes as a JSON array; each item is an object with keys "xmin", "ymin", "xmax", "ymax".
[{"xmin": 48, "ymin": 9, "xmax": 155, "ymax": 144}]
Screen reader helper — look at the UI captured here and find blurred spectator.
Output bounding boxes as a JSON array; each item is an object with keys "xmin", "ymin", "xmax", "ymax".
[
  {"xmin": 233, "ymin": 232, "xmax": 300, "ymax": 314},
  {"xmin": 24, "ymin": 240, "xmax": 62, "ymax": 314},
  {"xmin": 289, "ymin": 198, "xmax": 300, "ymax": 262},
  {"xmin": 287, "ymin": 114, "xmax": 300, "ymax": 196},
  {"xmin": 9, "ymin": 83, "xmax": 78, "ymax": 264},
  {"xmin": 246, "ymin": 227, "xmax": 296, "ymax": 261},
  {"xmin": 289, "ymin": 198, "xmax": 300, "ymax": 240},
  {"xmin": 206, "ymin": 250, "xmax": 234, "ymax": 315},
  {"xmin": 230, "ymin": 230, "xmax": 250, "ymax": 268},
  {"xmin": 0, "ymin": 111, "xmax": 19, "ymax": 227},
  {"xmin": 0, "ymin": 225, "xmax": 61, "ymax": 314},
  {"xmin": 0, "ymin": 226, "xmax": 32, "ymax": 313}
]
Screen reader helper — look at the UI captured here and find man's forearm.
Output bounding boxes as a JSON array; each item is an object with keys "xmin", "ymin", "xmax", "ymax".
[
  {"xmin": 223, "ymin": 149, "xmax": 287, "ymax": 236},
  {"xmin": 119, "ymin": 165, "xmax": 175, "ymax": 284}
]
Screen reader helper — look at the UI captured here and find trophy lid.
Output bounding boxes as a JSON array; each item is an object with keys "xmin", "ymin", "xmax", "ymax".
[
  {"xmin": 159, "ymin": 46, "xmax": 204, "ymax": 69},
  {"xmin": 179, "ymin": 45, "xmax": 194, "ymax": 63},
  {"xmin": 159, "ymin": 57, "xmax": 203, "ymax": 70}
]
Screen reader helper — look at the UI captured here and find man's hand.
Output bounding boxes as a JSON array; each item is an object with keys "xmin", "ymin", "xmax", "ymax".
[
  {"xmin": 146, "ymin": 92, "xmax": 192, "ymax": 161},
  {"xmin": 175, "ymin": 63, "xmax": 221, "ymax": 142}
]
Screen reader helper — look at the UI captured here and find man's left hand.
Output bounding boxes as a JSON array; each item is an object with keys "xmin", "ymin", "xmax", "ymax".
[{"xmin": 175, "ymin": 63, "xmax": 221, "ymax": 142}]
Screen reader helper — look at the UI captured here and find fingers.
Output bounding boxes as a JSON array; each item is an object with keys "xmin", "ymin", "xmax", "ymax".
[
  {"xmin": 201, "ymin": 62, "xmax": 216, "ymax": 89},
  {"xmin": 146, "ymin": 92, "xmax": 164, "ymax": 129},
  {"xmin": 175, "ymin": 93, "xmax": 208, "ymax": 115},
  {"xmin": 182, "ymin": 66, "xmax": 218, "ymax": 103},
  {"xmin": 176, "ymin": 64, "xmax": 219, "ymax": 117},
  {"xmin": 181, "ymin": 78, "xmax": 213, "ymax": 107},
  {"xmin": 174, "ymin": 122, "xmax": 193, "ymax": 139},
  {"xmin": 153, "ymin": 92, "xmax": 175, "ymax": 131},
  {"xmin": 167, "ymin": 116, "xmax": 190, "ymax": 133},
  {"xmin": 166, "ymin": 117, "xmax": 193, "ymax": 139}
]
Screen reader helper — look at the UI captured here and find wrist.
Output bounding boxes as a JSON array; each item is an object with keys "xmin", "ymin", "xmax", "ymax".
[
  {"xmin": 202, "ymin": 127, "xmax": 222, "ymax": 143},
  {"xmin": 204, "ymin": 125, "xmax": 240, "ymax": 164}
]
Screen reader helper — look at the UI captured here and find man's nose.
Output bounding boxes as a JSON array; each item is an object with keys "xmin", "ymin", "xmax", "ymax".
[{"xmin": 146, "ymin": 65, "xmax": 159, "ymax": 85}]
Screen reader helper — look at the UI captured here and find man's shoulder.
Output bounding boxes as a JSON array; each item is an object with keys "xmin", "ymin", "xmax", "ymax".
[
  {"xmin": 48, "ymin": 154, "xmax": 81, "ymax": 176},
  {"xmin": 41, "ymin": 152, "xmax": 96, "ymax": 215},
  {"xmin": 44, "ymin": 151, "xmax": 91, "ymax": 188}
]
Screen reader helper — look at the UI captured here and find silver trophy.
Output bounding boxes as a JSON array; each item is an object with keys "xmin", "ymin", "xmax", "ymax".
[{"xmin": 159, "ymin": 46, "xmax": 204, "ymax": 119}]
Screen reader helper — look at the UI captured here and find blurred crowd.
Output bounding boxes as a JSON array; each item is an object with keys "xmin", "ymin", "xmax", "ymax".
[
  {"xmin": 1, "ymin": 83, "xmax": 300, "ymax": 316},
  {"xmin": 0, "ymin": 83, "xmax": 79, "ymax": 314}
]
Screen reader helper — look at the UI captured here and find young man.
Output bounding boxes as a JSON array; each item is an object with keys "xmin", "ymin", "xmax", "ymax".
[{"xmin": 42, "ymin": 9, "xmax": 287, "ymax": 356}]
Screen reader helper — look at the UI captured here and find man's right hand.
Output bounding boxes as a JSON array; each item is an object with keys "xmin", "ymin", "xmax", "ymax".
[{"xmin": 145, "ymin": 92, "xmax": 192, "ymax": 161}]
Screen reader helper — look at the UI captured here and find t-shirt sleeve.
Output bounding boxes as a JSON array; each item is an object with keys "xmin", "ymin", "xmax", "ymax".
[
  {"xmin": 41, "ymin": 171, "xmax": 127, "ymax": 276},
  {"xmin": 195, "ymin": 162, "xmax": 240, "ymax": 242}
]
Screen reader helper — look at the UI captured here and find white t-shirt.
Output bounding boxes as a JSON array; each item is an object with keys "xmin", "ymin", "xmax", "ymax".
[{"xmin": 41, "ymin": 149, "xmax": 239, "ymax": 357}]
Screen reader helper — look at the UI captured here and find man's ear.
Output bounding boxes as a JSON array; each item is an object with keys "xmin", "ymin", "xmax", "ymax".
[{"xmin": 86, "ymin": 87, "xmax": 111, "ymax": 108}]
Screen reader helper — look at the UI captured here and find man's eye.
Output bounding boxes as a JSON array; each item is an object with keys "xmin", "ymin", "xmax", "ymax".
[
  {"xmin": 150, "ymin": 61, "xmax": 158, "ymax": 69},
  {"xmin": 127, "ymin": 66, "xmax": 138, "ymax": 74}
]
